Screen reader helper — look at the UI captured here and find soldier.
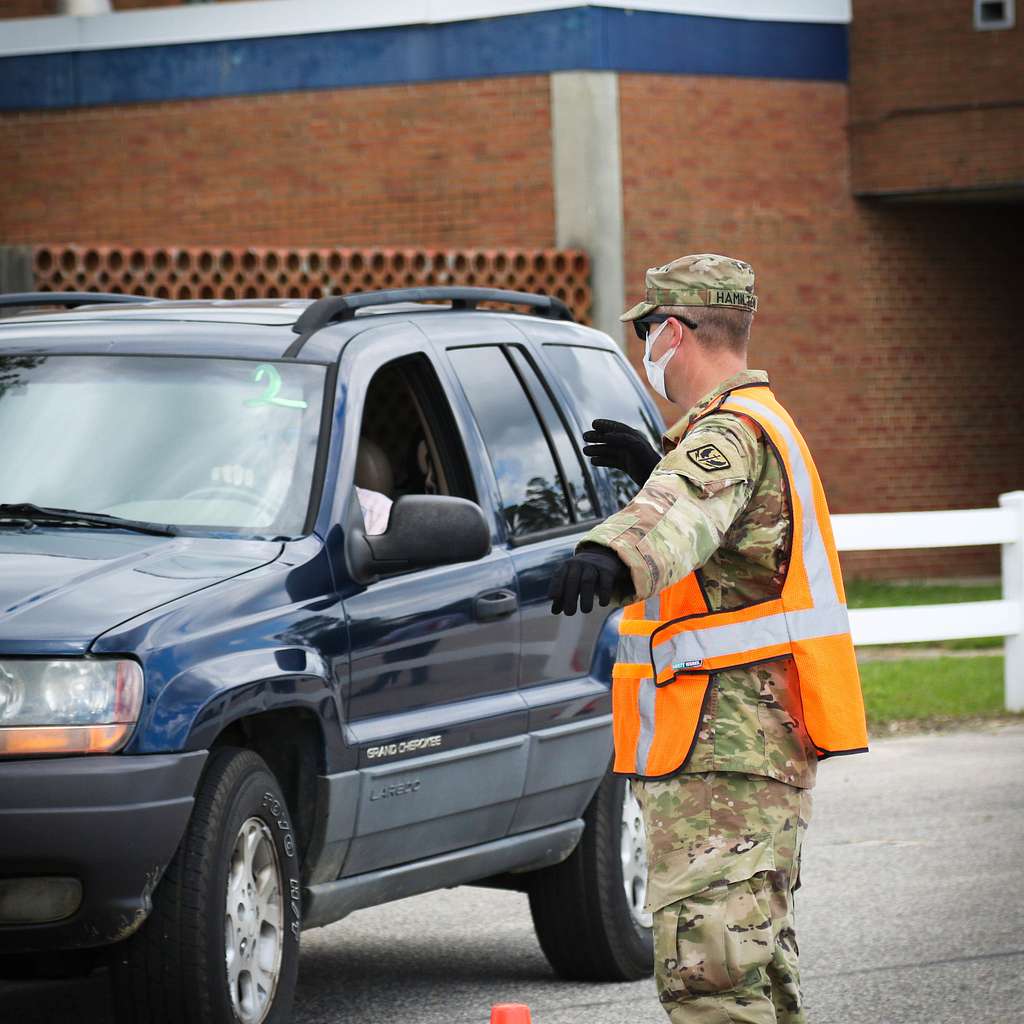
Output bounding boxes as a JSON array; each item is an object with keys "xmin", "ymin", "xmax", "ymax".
[{"xmin": 548, "ymin": 254, "xmax": 868, "ymax": 1023}]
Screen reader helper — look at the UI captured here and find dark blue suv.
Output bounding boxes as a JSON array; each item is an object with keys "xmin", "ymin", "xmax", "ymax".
[{"xmin": 0, "ymin": 288, "xmax": 664, "ymax": 1024}]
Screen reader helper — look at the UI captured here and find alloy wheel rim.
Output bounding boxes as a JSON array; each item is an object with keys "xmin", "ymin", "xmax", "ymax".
[
  {"xmin": 620, "ymin": 784, "xmax": 653, "ymax": 929},
  {"xmin": 224, "ymin": 816, "xmax": 284, "ymax": 1024}
]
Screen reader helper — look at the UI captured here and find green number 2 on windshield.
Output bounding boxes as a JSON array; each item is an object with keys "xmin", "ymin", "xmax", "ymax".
[{"xmin": 245, "ymin": 363, "xmax": 309, "ymax": 410}]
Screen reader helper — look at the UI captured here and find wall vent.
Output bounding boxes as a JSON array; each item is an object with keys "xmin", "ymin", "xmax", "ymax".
[{"xmin": 974, "ymin": 0, "xmax": 1015, "ymax": 29}]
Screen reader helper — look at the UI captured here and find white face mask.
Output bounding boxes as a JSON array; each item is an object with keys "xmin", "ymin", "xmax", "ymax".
[{"xmin": 642, "ymin": 321, "xmax": 679, "ymax": 401}]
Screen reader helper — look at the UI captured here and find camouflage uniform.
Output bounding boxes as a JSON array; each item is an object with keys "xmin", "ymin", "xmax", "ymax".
[
  {"xmin": 578, "ymin": 255, "xmax": 818, "ymax": 1022},
  {"xmin": 639, "ymin": 772, "xmax": 811, "ymax": 1023}
]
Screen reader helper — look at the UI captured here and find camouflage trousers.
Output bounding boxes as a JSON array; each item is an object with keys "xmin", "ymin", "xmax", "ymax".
[{"xmin": 632, "ymin": 772, "xmax": 812, "ymax": 1023}]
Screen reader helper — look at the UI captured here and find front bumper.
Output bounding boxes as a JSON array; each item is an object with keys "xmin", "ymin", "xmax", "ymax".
[{"xmin": 0, "ymin": 751, "xmax": 207, "ymax": 952}]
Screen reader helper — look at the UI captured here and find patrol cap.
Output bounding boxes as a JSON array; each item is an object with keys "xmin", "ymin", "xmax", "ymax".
[{"xmin": 620, "ymin": 253, "xmax": 758, "ymax": 322}]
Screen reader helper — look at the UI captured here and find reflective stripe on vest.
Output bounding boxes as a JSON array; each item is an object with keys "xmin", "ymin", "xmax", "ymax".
[
  {"xmin": 617, "ymin": 603, "xmax": 851, "ymax": 672},
  {"xmin": 611, "ymin": 385, "xmax": 868, "ymax": 778},
  {"xmin": 729, "ymin": 394, "xmax": 838, "ymax": 611}
]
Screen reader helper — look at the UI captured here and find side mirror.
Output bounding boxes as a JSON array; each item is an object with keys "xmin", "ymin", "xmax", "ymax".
[{"xmin": 349, "ymin": 494, "xmax": 491, "ymax": 580}]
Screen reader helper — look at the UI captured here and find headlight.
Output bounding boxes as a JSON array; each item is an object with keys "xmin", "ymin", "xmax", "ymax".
[{"xmin": 0, "ymin": 659, "xmax": 143, "ymax": 756}]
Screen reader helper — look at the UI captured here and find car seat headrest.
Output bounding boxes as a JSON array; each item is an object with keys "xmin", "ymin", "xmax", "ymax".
[{"xmin": 355, "ymin": 437, "xmax": 394, "ymax": 498}]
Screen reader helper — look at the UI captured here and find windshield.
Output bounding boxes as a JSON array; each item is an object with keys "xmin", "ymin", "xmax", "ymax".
[{"xmin": 0, "ymin": 354, "xmax": 327, "ymax": 535}]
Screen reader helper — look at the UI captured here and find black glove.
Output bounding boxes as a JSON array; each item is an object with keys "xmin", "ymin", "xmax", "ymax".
[
  {"xmin": 582, "ymin": 419, "xmax": 661, "ymax": 487},
  {"xmin": 548, "ymin": 547, "xmax": 630, "ymax": 616}
]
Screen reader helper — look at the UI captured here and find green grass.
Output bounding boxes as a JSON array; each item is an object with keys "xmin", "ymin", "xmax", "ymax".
[
  {"xmin": 840, "ymin": 583, "xmax": 1011, "ymax": 724},
  {"xmin": 845, "ymin": 579, "xmax": 1000, "ymax": 608},
  {"xmin": 859, "ymin": 655, "xmax": 1005, "ymax": 724},
  {"xmin": 846, "ymin": 579, "xmax": 1003, "ymax": 650}
]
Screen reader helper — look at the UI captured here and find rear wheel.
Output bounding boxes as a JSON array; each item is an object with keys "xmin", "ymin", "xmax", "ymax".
[
  {"xmin": 528, "ymin": 772, "xmax": 653, "ymax": 981},
  {"xmin": 109, "ymin": 747, "xmax": 301, "ymax": 1024}
]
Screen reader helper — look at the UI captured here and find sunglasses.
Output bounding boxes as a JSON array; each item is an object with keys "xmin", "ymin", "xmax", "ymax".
[{"xmin": 632, "ymin": 312, "xmax": 699, "ymax": 342}]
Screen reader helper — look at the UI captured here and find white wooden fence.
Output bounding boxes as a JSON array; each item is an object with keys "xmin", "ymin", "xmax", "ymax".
[{"xmin": 834, "ymin": 490, "xmax": 1024, "ymax": 712}]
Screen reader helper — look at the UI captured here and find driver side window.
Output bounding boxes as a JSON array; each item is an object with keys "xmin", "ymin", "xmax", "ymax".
[{"xmin": 353, "ymin": 355, "xmax": 475, "ymax": 537}]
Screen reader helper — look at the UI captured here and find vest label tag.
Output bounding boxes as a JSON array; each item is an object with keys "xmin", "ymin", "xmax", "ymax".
[{"xmin": 674, "ymin": 659, "xmax": 704, "ymax": 670}]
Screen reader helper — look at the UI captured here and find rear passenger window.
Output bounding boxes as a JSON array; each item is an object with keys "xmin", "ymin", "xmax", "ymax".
[
  {"xmin": 505, "ymin": 346, "xmax": 596, "ymax": 524},
  {"xmin": 544, "ymin": 345, "xmax": 663, "ymax": 510},
  {"xmin": 448, "ymin": 346, "xmax": 572, "ymax": 540}
]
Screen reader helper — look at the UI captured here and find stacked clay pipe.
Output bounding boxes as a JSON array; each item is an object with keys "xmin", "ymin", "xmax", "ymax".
[{"xmin": 31, "ymin": 245, "xmax": 592, "ymax": 324}]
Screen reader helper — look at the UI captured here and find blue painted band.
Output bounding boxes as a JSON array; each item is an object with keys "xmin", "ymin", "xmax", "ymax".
[{"xmin": 0, "ymin": 8, "xmax": 847, "ymax": 112}]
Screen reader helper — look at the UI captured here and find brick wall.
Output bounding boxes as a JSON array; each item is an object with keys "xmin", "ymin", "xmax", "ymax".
[
  {"xmin": 836, "ymin": 202, "xmax": 1023, "ymax": 577},
  {"xmin": 3, "ymin": 54, "xmax": 1021, "ymax": 578},
  {"xmin": 1, "ymin": 0, "xmax": 55, "ymax": 15},
  {"xmin": 850, "ymin": 0, "xmax": 1024, "ymax": 195},
  {"xmin": 618, "ymin": 73, "xmax": 1024, "ymax": 578},
  {"xmin": 0, "ymin": 76, "xmax": 555, "ymax": 249}
]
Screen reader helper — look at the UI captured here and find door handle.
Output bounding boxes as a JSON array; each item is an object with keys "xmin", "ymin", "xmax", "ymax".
[{"xmin": 474, "ymin": 588, "xmax": 518, "ymax": 621}]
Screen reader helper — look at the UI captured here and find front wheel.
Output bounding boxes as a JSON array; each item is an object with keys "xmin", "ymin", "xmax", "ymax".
[
  {"xmin": 527, "ymin": 772, "xmax": 653, "ymax": 981},
  {"xmin": 109, "ymin": 747, "xmax": 302, "ymax": 1024}
]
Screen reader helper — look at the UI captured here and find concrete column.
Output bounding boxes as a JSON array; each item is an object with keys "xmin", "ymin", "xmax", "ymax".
[
  {"xmin": 57, "ymin": 0, "xmax": 112, "ymax": 14},
  {"xmin": 0, "ymin": 247, "xmax": 33, "ymax": 296},
  {"xmin": 550, "ymin": 71, "xmax": 626, "ymax": 347}
]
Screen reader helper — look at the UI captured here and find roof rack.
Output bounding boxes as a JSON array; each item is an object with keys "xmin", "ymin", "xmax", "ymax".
[
  {"xmin": 285, "ymin": 286, "xmax": 574, "ymax": 357},
  {"xmin": 0, "ymin": 292, "xmax": 155, "ymax": 312}
]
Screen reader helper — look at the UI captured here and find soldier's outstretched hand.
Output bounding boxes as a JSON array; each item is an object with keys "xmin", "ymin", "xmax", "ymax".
[
  {"xmin": 549, "ymin": 547, "xmax": 630, "ymax": 616},
  {"xmin": 582, "ymin": 419, "xmax": 661, "ymax": 487}
]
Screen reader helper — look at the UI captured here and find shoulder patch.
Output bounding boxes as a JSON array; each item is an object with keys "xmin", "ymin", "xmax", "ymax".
[{"xmin": 686, "ymin": 444, "xmax": 732, "ymax": 472}]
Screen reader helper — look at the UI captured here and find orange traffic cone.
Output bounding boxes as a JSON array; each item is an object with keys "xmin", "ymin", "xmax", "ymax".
[{"xmin": 490, "ymin": 1005, "xmax": 532, "ymax": 1023}]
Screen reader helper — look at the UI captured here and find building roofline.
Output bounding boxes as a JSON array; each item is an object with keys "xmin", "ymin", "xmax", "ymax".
[
  {"xmin": 2, "ymin": 0, "xmax": 850, "ymax": 59},
  {"xmin": 0, "ymin": 4, "xmax": 849, "ymax": 111}
]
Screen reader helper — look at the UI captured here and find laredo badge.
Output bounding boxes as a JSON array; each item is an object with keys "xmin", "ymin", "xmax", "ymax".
[{"xmin": 686, "ymin": 444, "xmax": 731, "ymax": 471}]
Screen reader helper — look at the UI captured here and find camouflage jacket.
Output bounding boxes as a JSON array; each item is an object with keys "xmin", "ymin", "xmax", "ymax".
[{"xmin": 579, "ymin": 369, "xmax": 818, "ymax": 789}]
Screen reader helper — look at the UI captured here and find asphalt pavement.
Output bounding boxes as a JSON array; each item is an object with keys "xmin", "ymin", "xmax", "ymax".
[{"xmin": 4, "ymin": 722, "xmax": 1023, "ymax": 1024}]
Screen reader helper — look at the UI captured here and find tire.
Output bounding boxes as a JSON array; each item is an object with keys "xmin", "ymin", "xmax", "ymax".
[
  {"xmin": 109, "ymin": 747, "xmax": 302, "ymax": 1024},
  {"xmin": 528, "ymin": 771, "xmax": 653, "ymax": 981}
]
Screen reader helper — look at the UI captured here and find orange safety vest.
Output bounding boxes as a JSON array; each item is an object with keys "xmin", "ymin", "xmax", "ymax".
[{"xmin": 611, "ymin": 383, "xmax": 868, "ymax": 778}]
